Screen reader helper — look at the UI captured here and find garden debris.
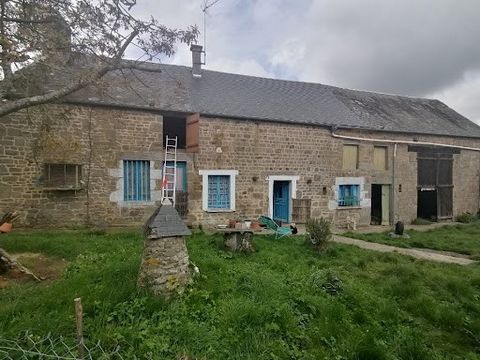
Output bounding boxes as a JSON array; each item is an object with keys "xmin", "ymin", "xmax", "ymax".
[
  {"xmin": 0, "ymin": 211, "xmax": 19, "ymax": 233},
  {"xmin": 0, "ymin": 211, "xmax": 45, "ymax": 282},
  {"xmin": 0, "ymin": 211, "xmax": 19, "ymax": 226},
  {"xmin": 310, "ymin": 269, "xmax": 344, "ymax": 296},
  {"xmin": 0, "ymin": 248, "xmax": 43, "ymax": 282}
]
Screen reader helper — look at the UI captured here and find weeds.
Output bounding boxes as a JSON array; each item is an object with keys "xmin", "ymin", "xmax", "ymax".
[
  {"xmin": 455, "ymin": 212, "xmax": 478, "ymax": 224},
  {"xmin": 0, "ymin": 230, "xmax": 480, "ymax": 359}
]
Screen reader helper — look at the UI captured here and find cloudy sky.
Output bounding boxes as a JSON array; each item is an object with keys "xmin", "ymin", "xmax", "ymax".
[{"xmin": 128, "ymin": 0, "xmax": 480, "ymax": 123}]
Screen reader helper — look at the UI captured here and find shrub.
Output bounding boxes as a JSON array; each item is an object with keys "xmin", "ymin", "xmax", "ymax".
[
  {"xmin": 455, "ymin": 212, "xmax": 477, "ymax": 223},
  {"xmin": 305, "ymin": 217, "xmax": 332, "ymax": 251}
]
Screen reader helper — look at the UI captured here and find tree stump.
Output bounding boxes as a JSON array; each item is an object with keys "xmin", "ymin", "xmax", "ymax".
[{"xmin": 221, "ymin": 230, "xmax": 255, "ymax": 253}]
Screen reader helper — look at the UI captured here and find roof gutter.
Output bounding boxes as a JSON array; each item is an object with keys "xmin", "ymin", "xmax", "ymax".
[{"xmin": 330, "ymin": 129, "xmax": 480, "ymax": 152}]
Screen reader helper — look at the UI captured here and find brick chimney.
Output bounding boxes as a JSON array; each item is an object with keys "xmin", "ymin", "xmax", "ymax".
[{"xmin": 190, "ymin": 44, "xmax": 203, "ymax": 78}]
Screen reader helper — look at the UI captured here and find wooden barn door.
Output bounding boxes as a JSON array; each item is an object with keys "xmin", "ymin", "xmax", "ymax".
[
  {"xmin": 436, "ymin": 153, "xmax": 453, "ymax": 219},
  {"xmin": 417, "ymin": 150, "xmax": 453, "ymax": 220}
]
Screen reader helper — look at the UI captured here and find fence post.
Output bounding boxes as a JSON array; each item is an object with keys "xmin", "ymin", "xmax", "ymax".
[{"xmin": 74, "ymin": 297, "xmax": 85, "ymax": 359}]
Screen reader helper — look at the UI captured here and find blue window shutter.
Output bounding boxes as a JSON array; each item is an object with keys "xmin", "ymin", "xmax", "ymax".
[{"xmin": 123, "ymin": 160, "xmax": 150, "ymax": 201}]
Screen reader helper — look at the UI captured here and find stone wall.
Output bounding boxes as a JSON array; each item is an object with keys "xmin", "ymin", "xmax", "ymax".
[
  {"xmin": 1, "ymin": 104, "xmax": 479, "ymax": 228},
  {"xmin": 186, "ymin": 117, "xmax": 480, "ymax": 228},
  {"xmin": 138, "ymin": 235, "xmax": 190, "ymax": 297},
  {"xmin": 0, "ymin": 104, "xmax": 165, "ymax": 227}
]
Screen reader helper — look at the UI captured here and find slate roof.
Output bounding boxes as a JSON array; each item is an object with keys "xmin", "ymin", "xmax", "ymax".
[
  {"xmin": 144, "ymin": 205, "xmax": 191, "ymax": 238},
  {"xmin": 57, "ymin": 61, "xmax": 480, "ymax": 138}
]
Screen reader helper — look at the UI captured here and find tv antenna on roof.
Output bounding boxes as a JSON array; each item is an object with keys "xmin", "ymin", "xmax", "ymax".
[{"xmin": 201, "ymin": 0, "xmax": 221, "ymax": 65}]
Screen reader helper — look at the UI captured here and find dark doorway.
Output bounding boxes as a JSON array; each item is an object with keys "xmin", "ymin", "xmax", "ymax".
[
  {"xmin": 414, "ymin": 148, "xmax": 454, "ymax": 221},
  {"xmin": 417, "ymin": 189, "xmax": 438, "ymax": 221},
  {"xmin": 371, "ymin": 184, "xmax": 390, "ymax": 225},
  {"xmin": 371, "ymin": 184, "xmax": 382, "ymax": 225},
  {"xmin": 163, "ymin": 117, "xmax": 186, "ymax": 149}
]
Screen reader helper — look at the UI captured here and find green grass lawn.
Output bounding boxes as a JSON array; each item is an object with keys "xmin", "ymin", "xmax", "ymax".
[
  {"xmin": 1, "ymin": 230, "xmax": 480, "ymax": 359},
  {"xmin": 343, "ymin": 222, "xmax": 480, "ymax": 259}
]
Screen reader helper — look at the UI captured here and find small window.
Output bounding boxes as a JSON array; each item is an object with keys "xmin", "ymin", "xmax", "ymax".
[
  {"xmin": 199, "ymin": 170, "xmax": 238, "ymax": 212},
  {"xmin": 374, "ymin": 146, "xmax": 388, "ymax": 170},
  {"xmin": 44, "ymin": 163, "xmax": 82, "ymax": 190},
  {"xmin": 338, "ymin": 184, "xmax": 360, "ymax": 207},
  {"xmin": 343, "ymin": 145, "xmax": 358, "ymax": 170},
  {"xmin": 123, "ymin": 160, "xmax": 151, "ymax": 201},
  {"xmin": 208, "ymin": 175, "xmax": 230, "ymax": 209}
]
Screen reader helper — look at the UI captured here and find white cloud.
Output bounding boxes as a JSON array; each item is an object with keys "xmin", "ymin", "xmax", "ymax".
[{"xmin": 429, "ymin": 70, "xmax": 480, "ymax": 124}]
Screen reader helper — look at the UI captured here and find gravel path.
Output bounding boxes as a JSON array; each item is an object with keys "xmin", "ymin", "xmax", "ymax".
[{"xmin": 333, "ymin": 235, "xmax": 475, "ymax": 265}]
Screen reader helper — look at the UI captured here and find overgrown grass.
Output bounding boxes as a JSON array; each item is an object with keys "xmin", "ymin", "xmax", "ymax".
[
  {"xmin": 1, "ymin": 230, "xmax": 480, "ymax": 359},
  {"xmin": 344, "ymin": 222, "xmax": 480, "ymax": 259}
]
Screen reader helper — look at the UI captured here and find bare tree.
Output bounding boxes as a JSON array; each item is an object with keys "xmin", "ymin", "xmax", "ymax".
[{"xmin": 0, "ymin": 0, "xmax": 198, "ymax": 117}]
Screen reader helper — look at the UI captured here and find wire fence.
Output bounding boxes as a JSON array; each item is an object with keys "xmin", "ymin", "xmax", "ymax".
[{"xmin": 0, "ymin": 332, "xmax": 125, "ymax": 360}]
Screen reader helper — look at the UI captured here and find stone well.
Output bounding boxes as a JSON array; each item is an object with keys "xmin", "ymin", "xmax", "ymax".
[{"xmin": 138, "ymin": 205, "xmax": 192, "ymax": 297}]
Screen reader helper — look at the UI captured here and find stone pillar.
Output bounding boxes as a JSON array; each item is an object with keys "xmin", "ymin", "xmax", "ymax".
[{"xmin": 138, "ymin": 205, "xmax": 192, "ymax": 297}]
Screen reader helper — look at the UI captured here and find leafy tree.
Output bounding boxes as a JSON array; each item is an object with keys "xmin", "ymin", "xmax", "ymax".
[{"xmin": 0, "ymin": 0, "xmax": 198, "ymax": 117}]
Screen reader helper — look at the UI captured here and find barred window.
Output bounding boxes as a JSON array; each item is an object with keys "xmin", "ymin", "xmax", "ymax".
[
  {"xmin": 338, "ymin": 184, "xmax": 360, "ymax": 207},
  {"xmin": 123, "ymin": 160, "xmax": 151, "ymax": 201},
  {"xmin": 44, "ymin": 163, "xmax": 82, "ymax": 190}
]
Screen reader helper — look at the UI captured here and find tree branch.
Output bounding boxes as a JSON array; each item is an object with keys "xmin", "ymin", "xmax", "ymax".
[
  {"xmin": 2, "ymin": 16, "xmax": 56, "ymax": 24},
  {"xmin": 0, "ymin": 30, "xmax": 140, "ymax": 118}
]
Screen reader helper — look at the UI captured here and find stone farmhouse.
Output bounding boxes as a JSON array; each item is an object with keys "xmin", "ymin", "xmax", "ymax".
[{"xmin": 2, "ymin": 45, "xmax": 480, "ymax": 228}]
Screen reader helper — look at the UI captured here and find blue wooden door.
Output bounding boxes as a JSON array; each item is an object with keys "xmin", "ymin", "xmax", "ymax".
[{"xmin": 273, "ymin": 181, "xmax": 290, "ymax": 223}]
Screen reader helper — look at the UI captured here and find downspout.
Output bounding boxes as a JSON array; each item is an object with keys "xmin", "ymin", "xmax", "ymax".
[{"xmin": 392, "ymin": 143, "xmax": 397, "ymax": 228}]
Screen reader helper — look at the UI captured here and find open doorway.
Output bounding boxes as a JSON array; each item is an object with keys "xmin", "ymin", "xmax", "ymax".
[
  {"xmin": 163, "ymin": 117, "xmax": 186, "ymax": 149},
  {"xmin": 417, "ymin": 189, "xmax": 437, "ymax": 221},
  {"xmin": 371, "ymin": 184, "xmax": 390, "ymax": 225}
]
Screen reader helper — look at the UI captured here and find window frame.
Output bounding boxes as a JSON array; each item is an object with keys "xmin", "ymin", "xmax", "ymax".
[
  {"xmin": 43, "ymin": 163, "xmax": 83, "ymax": 190},
  {"xmin": 373, "ymin": 146, "xmax": 388, "ymax": 171},
  {"xmin": 199, "ymin": 170, "xmax": 238, "ymax": 212},
  {"xmin": 123, "ymin": 160, "xmax": 151, "ymax": 202},
  {"xmin": 338, "ymin": 184, "xmax": 361, "ymax": 207},
  {"xmin": 342, "ymin": 144, "xmax": 359, "ymax": 170}
]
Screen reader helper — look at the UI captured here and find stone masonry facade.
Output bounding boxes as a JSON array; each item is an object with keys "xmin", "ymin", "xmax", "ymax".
[
  {"xmin": 191, "ymin": 117, "xmax": 480, "ymax": 227},
  {"xmin": 1, "ymin": 104, "xmax": 479, "ymax": 228}
]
